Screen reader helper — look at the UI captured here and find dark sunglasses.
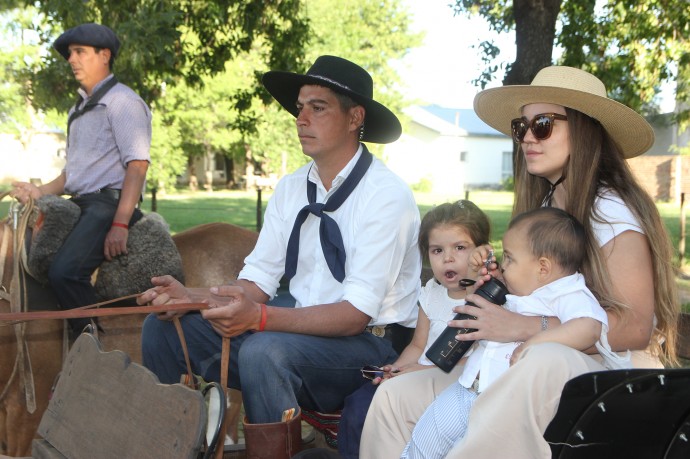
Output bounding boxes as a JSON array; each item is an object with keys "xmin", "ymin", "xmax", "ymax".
[
  {"xmin": 510, "ymin": 113, "xmax": 568, "ymax": 143},
  {"xmin": 361, "ymin": 365, "xmax": 384, "ymax": 380}
]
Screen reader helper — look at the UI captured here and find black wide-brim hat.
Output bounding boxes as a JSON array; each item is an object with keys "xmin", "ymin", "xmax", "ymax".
[
  {"xmin": 262, "ymin": 55, "xmax": 402, "ymax": 144},
  {"xmin": 54, "ymin": 23, "xmax": 121, "ymax": 60}
]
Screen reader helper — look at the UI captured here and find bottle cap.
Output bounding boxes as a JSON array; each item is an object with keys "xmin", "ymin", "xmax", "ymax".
[{"xmin": 479, "ymin": 277, "xmax": 508, "ymax": 305}]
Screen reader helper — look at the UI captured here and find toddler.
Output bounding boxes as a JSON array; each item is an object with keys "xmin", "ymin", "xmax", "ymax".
[{"xmin": 338, "ymin": 200, "xmax": 491, "ymax": 459}]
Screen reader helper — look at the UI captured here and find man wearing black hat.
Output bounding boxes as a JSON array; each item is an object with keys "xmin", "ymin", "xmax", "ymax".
[
  {"xmin": 12, "ymin": 23, "xmax": 151, "ymax": 335},
  {"xmin": 139, "ymin": 56, "xmax": 420, "ymax": 457}
]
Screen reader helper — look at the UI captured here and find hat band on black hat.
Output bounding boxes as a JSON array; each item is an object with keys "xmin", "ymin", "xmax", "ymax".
[{"xmin": 308, "ymin": 74, "xmax": 354, "ymax": 93}]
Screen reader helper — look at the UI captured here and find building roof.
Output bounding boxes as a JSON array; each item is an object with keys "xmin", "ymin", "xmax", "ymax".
[{"xmin": 418, "ymin": 104, "xmax": 505, "ymax": 137}]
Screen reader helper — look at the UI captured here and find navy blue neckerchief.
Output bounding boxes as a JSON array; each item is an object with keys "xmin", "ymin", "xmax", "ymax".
[{"xmin": 284, "ymin": 146, "xmax": 373, "ymax": 283}]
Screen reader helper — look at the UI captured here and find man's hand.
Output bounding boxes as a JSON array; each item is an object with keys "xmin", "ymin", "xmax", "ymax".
[
  {"xmin": 137, "ymin": 275, "xmax": 192, "ymax": 320},
  {"xmin": 370, "ymin": 363, "xmax": 430, "ymax": 385},
  {"xmin": 104, "ymin": 225, "xmax": 129, "ymax": 260},
  {"xmin": 10, "ymin": 181, "xmax": 42, "ymax": 204},
  {"xmin": 201, "ymin": 285, "xmax": 263, "ymax": 338}
]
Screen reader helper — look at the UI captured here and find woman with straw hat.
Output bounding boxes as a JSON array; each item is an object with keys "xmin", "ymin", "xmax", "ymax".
[{"xmin": 360, "ymin": 66, "xmax": 679, "ymax": 459}]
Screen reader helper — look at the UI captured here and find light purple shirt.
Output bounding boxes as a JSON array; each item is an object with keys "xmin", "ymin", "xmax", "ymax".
[{"xmin": 64, "ymin": 75, "xmax": 151, "ymax": 195}]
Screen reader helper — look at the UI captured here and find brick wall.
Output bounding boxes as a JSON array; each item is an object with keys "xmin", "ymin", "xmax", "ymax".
[{"xmin": 628, "ymin": 155, "xmax": 690, "ymax": 202}]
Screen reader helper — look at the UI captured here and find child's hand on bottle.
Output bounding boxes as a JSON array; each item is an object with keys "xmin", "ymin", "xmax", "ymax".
[{"xmin": 468, "ymin": 245, "xmax": 496, "ymax": 277}]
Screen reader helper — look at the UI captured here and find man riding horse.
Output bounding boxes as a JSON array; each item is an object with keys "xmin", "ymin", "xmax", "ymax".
[{"xmin": 11, "ymin": 23, "xmax": 151, "ymax": 337}]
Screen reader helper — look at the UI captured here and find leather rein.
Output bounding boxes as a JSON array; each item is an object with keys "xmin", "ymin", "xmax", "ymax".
[
  {"xmin": 0, "ymin": 192, "xmax": 209, "ymax": 326},
  {"xmin": 0, "ymin": 194, "xmax": 209, "ymax": 412},
  {"xmin": 0, "ymin": 295, "xmax": 210, "ymax": 325},
  {"xmin": 0, "ymin": 191, "xmax": 38, "ymax": 412},
  {"xmin": 0, "ymin": 194, "xmax": 231, "ymax": 458}
]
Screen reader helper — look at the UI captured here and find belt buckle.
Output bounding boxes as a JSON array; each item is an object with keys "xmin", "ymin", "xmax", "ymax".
[{"xmin": 370, "ymin": 325, "xmax": 386, "ymax": 338}]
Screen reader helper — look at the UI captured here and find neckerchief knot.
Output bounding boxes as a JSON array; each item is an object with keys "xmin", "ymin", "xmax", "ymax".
[{"xmin": 284, "ymin": 147, "xmax": 373, "ymax": 282}]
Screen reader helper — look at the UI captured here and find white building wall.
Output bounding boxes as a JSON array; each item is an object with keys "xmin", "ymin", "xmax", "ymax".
[
  {"xmin": 385, "ymin": 132, "xmax": 512, "ymax": 193},
  {"xmin": 0, "ymin": 132, "xmax": 66, "ymax": 185},
  {"xmin": 463, "ymin": 136, "xmax": 513, "ymax": 187},
  {"xmin": 385, "ymin": 133, "xmax": 466, "ymax": 195}
]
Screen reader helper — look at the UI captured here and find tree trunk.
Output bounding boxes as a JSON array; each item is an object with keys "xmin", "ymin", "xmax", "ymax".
[
  {"xmin": 187, "ymin": 157, "xmax": 198, "ymax": 192},
  {"xmin": 504, "ymin": 0, "xmax": 563, "ymax": 86},
  {"xmin": 204, "ymin": 150, "xmax": 213, "ymax": 192},
  {"xmin": 224, "ymin": 156, "xmax": 235, "ymax": 189},
  {"xmin": 244, "ymin": 143, "xmax": 254, "ymax": 191}
]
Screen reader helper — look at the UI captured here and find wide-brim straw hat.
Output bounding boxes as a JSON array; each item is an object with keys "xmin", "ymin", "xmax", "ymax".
[
  {"xmin": 54, "ymin": 23, "xmax": 121, "ymax": 60},
  {"xmin": 473, "ymin": 66, "xmax": 654, "ymax": 158},
  {"xmin": 262, "ymin": 55, "xmax": 402, "ymax": 144}
]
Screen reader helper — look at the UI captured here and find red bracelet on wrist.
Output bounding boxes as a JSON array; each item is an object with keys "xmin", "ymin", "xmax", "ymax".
[
  {"xmin": 258, "ymin": 303, "xmax": 267, "ymax": 332},
  {"xmin": 112, "ymin": 222, "xmax": 129, "ymax": 229}
]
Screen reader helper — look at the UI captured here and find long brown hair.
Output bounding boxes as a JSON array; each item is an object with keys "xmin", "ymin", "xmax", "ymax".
[{"xmin": 513, "ymin": 108, "xmax": 679, "ymax": 366}]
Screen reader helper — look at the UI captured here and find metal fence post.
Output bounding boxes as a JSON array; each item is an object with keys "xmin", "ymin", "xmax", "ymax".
[{"xmin": 256, "ymin": 187, "xmax": 263, "ymax": 232}]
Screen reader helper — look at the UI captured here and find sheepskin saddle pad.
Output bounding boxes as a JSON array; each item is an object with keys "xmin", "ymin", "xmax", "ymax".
[{"xmin": 27, "ymin": 195, "xmax": 185, "ymax": 301}]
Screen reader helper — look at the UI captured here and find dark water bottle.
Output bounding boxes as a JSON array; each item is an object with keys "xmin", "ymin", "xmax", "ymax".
[{"xmin": 425, "ymin": 277, "xmax": 509, "ymax": 373}]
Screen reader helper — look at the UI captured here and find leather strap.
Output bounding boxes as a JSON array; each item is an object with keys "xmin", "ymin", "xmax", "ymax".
[
  {"xmin": 10, "ymin": 197, "xmax": 36, "ymax": 412},
  {"xmin": 0, "ymin": 192, "xmax": 38, "ymax": 412},
  {"xmin": 215, "ymin": 337, "xmax": 231, "ymax": 459},
  {"xmin": 67, "ymin": 76, "xmax": 119, "ymax": 143},
  {"xmin": 0, "ymin": 213, "xmax": 9, "ymax": 296},
  {"xmin": 0, "ymin": 302, "xmax": 209, "ymax": 324},
  {"xmin": 170, "ymin": 311, "xmax": 231, "ymax": 458},
  {"xmin": 173, "ymin": 316, "xmax": 196, "ymax": 389}
]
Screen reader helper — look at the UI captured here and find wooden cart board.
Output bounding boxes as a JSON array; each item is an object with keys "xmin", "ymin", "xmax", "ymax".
[{"xmin": 32, "ymin": 333, "xmax": 207, "ymax": 459}]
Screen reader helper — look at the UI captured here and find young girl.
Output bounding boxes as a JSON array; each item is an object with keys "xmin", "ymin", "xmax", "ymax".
[{"xmin": 338, "ymin": 200, "xmax": 491, "ymax": 459}]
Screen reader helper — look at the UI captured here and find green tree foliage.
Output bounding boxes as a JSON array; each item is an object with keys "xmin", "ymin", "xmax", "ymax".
[
  {"xmin": 21, "ymin": 0, "xmax": 309, "ymax": 110},
  {"xmin": 249, "ymin": 0, "xmax": 422, "ymax": 171},
  {"xmin": 452, "ymin": 0, "xmax": 561, "ymax": 87},
  {"xmin": 452, "ymin": 0, "xmax": 690, "ymax": 121},
  {"xmin": 0, "ymin": 7, "xmax": 62, "ymax": 137},
  {"xmin": 1, "ymin": 0, "xmax": 419, "ymax": 190},
  {"xmin": 303, "ymin": 0, "xmax": 420, "ymax": 118},
  {"xmin": 151, "ymin": 50, "xmax": 268, "ymax": 189},
  {"xmin": 0, "ymin": 0, "xmax": 310, "ymax": 191},
  {"xmin": 148, "ymin": 103, "xmax": 186, "ymax": 194},
  {"xmin": 0, "ymin": 8, "xmax": 34, "ymax": 134},
  {"xmin": 151, "ymin": 0, "xmax": 421, "ymax": 188}
]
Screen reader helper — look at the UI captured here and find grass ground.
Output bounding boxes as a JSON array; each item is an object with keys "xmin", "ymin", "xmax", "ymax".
[
  {"xmin": 2, "ymin": 188, "xmax": 690, "ymax": 309},
  {"xmin": 145, "ymin": 188, "xmax": 516, "ymax": 237}
]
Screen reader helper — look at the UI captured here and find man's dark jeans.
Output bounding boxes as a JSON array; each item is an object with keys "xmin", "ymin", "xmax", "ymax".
[{"xmin": 48, "ymin": 192, "xmax": 141, "ymax": 334}]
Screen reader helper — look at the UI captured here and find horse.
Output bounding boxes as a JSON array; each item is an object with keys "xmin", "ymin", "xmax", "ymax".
[{"xmin": 0, "ymin": 218, "xmax": 258, "ymax": 457}]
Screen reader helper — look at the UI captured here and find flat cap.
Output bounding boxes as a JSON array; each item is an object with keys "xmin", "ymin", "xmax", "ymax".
[{"xmin": 53, "ymin": 23, "xmax": 120, "ymax": 60}]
